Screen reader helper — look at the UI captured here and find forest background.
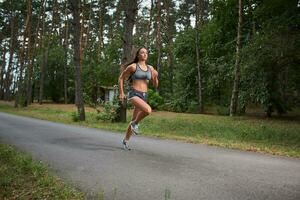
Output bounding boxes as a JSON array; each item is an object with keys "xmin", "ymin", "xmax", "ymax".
[{"xmin": 0, "ymin": 0, "xmax": 299, "ymax": 120}]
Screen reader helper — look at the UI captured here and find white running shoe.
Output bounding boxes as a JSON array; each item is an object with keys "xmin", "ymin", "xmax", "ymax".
[
  {"xmin": 130, "ymin": 121, "xmax": 139, "ymax": 135},
  {"xmin": 122, "ymin": 139, "xmax": 131, "ymax": 150}
]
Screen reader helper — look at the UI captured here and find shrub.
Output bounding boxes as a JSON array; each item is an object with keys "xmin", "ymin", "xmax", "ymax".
[
  {"xmin": 71, "ymin": 112, "xmax": 80, "ymax": 122},
  {"xmin": 96, "ymin": 101, "xmax": 119, "ymax": 122},
  {"xmin": 187, "ymin": 101, "xmax": 199, "ymax": 113},
  {"xmin": 148, "ymin": 89, "xmax": 164, "ymax": 110},
  {"xmin": 217, "ymin": 105, "xmax": 229, "ymax": 115}
]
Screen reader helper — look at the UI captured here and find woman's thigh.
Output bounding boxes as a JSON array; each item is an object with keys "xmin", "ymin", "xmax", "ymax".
[
  {"xmin": 132, "ymin": 106, "xmax": 141, "ymax": 118},
  {"xmin": 129, "ymin": 97, "xmax": 151, "ymax": 114}
]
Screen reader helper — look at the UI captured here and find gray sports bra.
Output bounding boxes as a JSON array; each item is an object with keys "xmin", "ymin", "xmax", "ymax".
[{"xmin": 131, "ymin": 63, "xmax": 152, "ymax": 81}]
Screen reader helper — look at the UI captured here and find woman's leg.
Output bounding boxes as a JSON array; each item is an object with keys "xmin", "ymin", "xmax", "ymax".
[
  {"xmin": 124, "ymin": 107, "xmax": 141, "ymax": 141},
  {"xmin": 129, "ymin": 97, "xmax": 152, "ymax": 124},
  {"xmin": 131, "ymin": 106, "xmax": 141, "ymax": 122},
  {"xmin": 122, "ymin": 97, "xmax": 152, "ymax": 149}
]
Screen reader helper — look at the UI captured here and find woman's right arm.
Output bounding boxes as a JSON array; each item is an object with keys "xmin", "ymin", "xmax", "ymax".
[{"xmin": 118, "ymin": 64, "xmax": 134, "ymax": 101}]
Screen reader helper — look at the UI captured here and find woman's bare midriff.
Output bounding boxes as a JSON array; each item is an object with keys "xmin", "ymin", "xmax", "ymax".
[{"xmin": 132, "ymin": 79, "xmax": 149, "ymax": 92}]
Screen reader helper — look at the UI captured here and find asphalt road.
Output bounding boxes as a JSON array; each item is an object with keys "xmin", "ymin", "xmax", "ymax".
[{"xmin": 0, "ymin": 112, "xmax": 299, "ymax": 200}]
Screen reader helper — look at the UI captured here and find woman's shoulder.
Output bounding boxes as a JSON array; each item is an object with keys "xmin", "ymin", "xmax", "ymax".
[
  {"xmin": 147, "ymin": 64, "xmax": 155, "ymax": 70},
  {"xmin": 126, "ymin": 63, "xmax": 137, "ymax": 72},
  {"xmin": 148, "ymin": 65, "xmax": 157, "ymax": 73}
]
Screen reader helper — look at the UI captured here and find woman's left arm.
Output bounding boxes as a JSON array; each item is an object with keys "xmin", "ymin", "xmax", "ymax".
[{"xmin": 150, "ymin": 66, "xmax": 159, "ymax": 88}]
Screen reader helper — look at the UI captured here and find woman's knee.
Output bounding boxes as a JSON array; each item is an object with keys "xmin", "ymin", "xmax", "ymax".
[{"xmin": 144, "ymin": 107, "xmax": 152, "ymax": 115}]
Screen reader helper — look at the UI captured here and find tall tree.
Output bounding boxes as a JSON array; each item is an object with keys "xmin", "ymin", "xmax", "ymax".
[
  {"xmin": 145, "ymin": 0, "xmax": 154, "ymax": 48},
  {"xmin": 155, "ymin": 0, "xmax": 162, "ymax": 93},
  {"xmin": 63, "ymin": 1, "xmax": 69, "ymax": 104},
  {"xmin": 121, "ymin": 0, "xmax": 138, "ymax": 65},
  {"xmin": 0, "ymin": 43, "xmax": 6, "ymax": 99},
  {"xmin": 27, "ymin": 0, "xmax": 44, "ymax": 105},
  {"xmin": 38, "ymin": 0, "xmax": 47, "ymax": 104},
  {"xmin": 69, "ymin": 0, "xmax": 86, "ymax": 121},
  {"xmin": 177, "ymin": 0, "xmax": 194, "ymax": 30},
  {"xmin": 97, "ymin": 0, "xmax": 106, "ymax": 60},
  {"xmin": 15, "ymin": 10, "xmax": 29, "ymax": 107},
  {"xmin": 230, "ymin": 0, "xmax": 243, "ymax": 116},
  {"xmin": 24, "ymin": 0, "xmax": 33, "ymax": 105},
  {"xmin": 4, "ymin": 13, "xmax": 17, "ymax": 101},
  {"xmin": 108, "ymin": 0, "xmax": 125, "ymax": 42},
  {"xmin": 116, "ymin": 0, "xmax": 138, "ymax": 122},
  {"xmin": 164, "ymin": 0, "xmax": 176, "ymax": 95},
  {"xmin": 195, "ymin": 0, "xmax": 204, "ymax": 113}
]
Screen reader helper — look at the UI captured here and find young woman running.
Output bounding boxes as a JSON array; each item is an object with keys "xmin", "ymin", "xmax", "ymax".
[{"xmin": 118, "ymin": 47, "xmax": 159, "ymax": 150}]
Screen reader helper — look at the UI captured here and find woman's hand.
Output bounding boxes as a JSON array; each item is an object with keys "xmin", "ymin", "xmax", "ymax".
[
  {"xmin": 151, "ymin": 68, "xmax": 159, "ymax": 88},
  {"xmin": 151, "ymin": 69, "xmax": 158, "ymax": 79},
  {"xmin": 119, "ymin": 93, "xmax": 126, "ymax": 102}
]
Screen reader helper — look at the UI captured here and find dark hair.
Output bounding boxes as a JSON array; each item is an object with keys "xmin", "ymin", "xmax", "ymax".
[
  {"xmin": 125, "ymin": 46, "xmax": 148, "ymax": 68},
  {"xmin": 124, "ymin": 46, "xmax": 147, "ymax": 82}
]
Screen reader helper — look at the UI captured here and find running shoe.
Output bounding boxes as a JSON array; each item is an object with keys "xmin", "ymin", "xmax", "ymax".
[
  {"xmin": 122, "ymin": 139, "xmax": 131, "ymax": 150},
  {"xmin": 130, "ymin": 121, "xmax": 139, "ymax": 135}
]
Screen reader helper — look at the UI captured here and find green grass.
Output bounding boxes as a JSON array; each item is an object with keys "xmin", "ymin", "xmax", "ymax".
[
  {"xmin": 0, "ymin": 143, "xmax": 84, "ymax": 200},
  {"xmin": 0, "ymin": 102, "xmax": 299, "ymax": 158}
]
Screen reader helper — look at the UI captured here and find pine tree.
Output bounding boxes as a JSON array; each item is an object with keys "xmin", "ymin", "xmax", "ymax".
[
  {"xmin": 69, "ymin": 0, "xmax": 86, "ymax": 121},
  {"xmin": 230, "ymin": 0, "xmax": 243, "ymax": 116}
]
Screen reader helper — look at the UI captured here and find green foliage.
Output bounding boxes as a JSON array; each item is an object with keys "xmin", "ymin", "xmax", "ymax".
[
  {"xmin": 239, "ymin": 0, "xmax": 300, "ymax": 116},
  {"xmin": 148, "ymin": 89, "xmax": 164, "ymax": 110},
  {"xmin": 216, "ymin": 105, "xmax": 230, "ymax": 116},
  {"xmin": 173, "ymin": 28, "xmax": 197, "ymax": 102},
  {"xmin": 82, "ymin": 39, "xmax": 121, "ymax": 103},
  {"xmin": 34, "ymin": 35, "xmax": 68, "ymax": 103},
  {"xmin": 72, "ymin": 111, "xmax": 80, "ymax": 122},
  {"xmin": 162, "ymin": 98, "xmax": 187, "ymax": 113},
  {"xmin": 187, "ymin": 101, "xmax": 200, "ymax": 113},
  {"xmin": 1, "ymin": 0, "xmax": 299, "ymax": 117},
  {"xmin": 96, "ymin": 101, "xmax": 119, "ymax": 122}
]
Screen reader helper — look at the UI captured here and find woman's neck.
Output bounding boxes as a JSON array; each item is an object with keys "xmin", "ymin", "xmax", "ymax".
[{"xmin": 138, "ymin": 61, "xmax": 146, "ymax": 66}]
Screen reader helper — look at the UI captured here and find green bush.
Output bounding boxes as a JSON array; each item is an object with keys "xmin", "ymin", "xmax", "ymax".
[
  {"xmin": 217, "ymin": 105, "xmax": 229, "ymax": 115},
  {"xmin": 187, "ymin": 101, "xmax": 199, "ymax": 113},
  {"xmin": 71, "ymin": 112, "xmax": 80, "ymax": 122},
  {"xmin": 148, "ymin": 89, "xmax": 164, "ymax": 110},
  {"xmin": 96, "ymin": 101, "xmax": 119, "ymax": 122},
  {"xmin": 162, "ymin": 99, "xmax": 187, "ymax": 113}
]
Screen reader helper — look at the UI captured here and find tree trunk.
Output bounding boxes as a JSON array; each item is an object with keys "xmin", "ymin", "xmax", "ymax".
[
  {"xmin": 4, "ymin": 14, "xmax": 18, "ymax": 101},
  {"xmin": 195, "ymin": 0, "xmax": 204, "ymax": 113},
  {"xmin": 70, "ymin": 0, "xmax": 86, "ymax": 121},
  {"xmin": 28, "ymin": 0, "xmax": 44, "ymax": 105},
  {"xmin": 15, "ymin": 0, "xmax": 35, "ymax": 108},
  {"xmin": 145, "ymin": 0, "xmax": 154, "ymax": 48},
  {"xmin": 0, "ymin": 44, "xmax": 6, "ymax": 100},
  {"xmin": 121, "ymin": 0, "xmax": 138, "ymax": 65},
  {"xmin": 63, "ymin": 1, "xmax": 69, "ymax": 104},
  {"xmin": 80, "ymin": 0, "xmax": 86, "ymax": 64},
  {"xmin": 155, "ymin": 0, "xmax": 162, "ymax": 94},
  {"xmin": 109, "ymin": 0, "xmax": 124, "ymax": 41},
  {"xmin": 84, "ymin": 0, "xmax": 92, "ymax": 50},
  {"xmin": 97, "ymin": 0, "xmax": 106, "ymax": 60},
  {"xmin": 15, "ymin": 27, "xmax": 27, "ymax": 107},
  {"xmin": 52, "ymin": 0, "xmax": 59, "ymax": 35},
  {"xmin": 230, "ymin": 0, "xmax": 243, "ymax": 116},
  {"xmin": 115, "ymin": 0, "xmax": 138, "ymax": 122},
  {"xmin": 165, "ymin": 0, "xmax": 174, "ymax": 95},
  {"xmin": 25, "ymin": 0, "xmax": 33, "ymax": 106},
  {"xmin": 39, "ymin": 48, "xmax": 48, "ymax": 104},
  {"xmin": 38, "ymin": 0, "xmax": 47, "ymax": 104}
]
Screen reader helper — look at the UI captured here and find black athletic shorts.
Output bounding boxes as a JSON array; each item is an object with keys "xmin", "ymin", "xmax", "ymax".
[{"xmin": 128, "ymin": 89, "xmax": 148, "ymax": 102}]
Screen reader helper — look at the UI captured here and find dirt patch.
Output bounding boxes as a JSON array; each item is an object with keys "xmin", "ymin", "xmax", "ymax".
[
  {"xmin": 0, "ymin": 100, "xmax": 14, "ymax": 105},
  {"xmin": 29, "ymin": 103, "xmax": 97, "ymax": 113}
]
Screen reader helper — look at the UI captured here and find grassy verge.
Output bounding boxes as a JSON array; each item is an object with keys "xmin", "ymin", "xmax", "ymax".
[
  {"xmin": 0, "ymin": 101, "xmax": 299, "ymax": 158},
  {"xmin": 0, "ymin": 143, "xmax": 84, "ymax": 200}
]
